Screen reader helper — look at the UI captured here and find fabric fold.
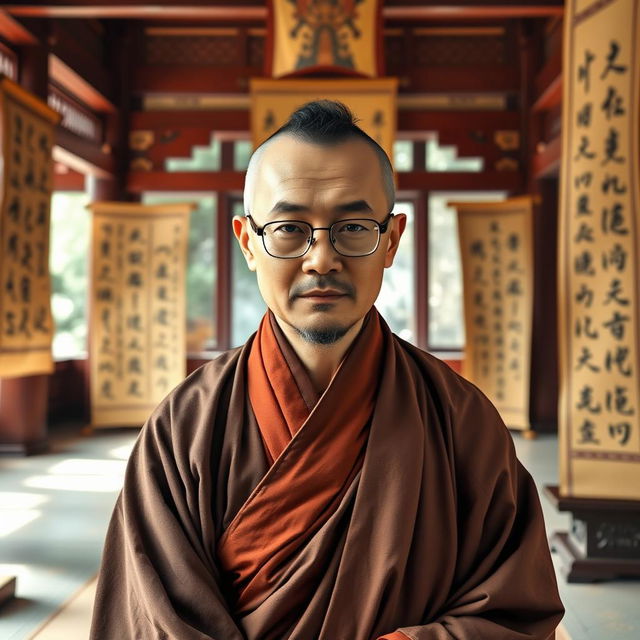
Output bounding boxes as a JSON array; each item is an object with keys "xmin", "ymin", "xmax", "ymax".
[
  {"xmin": 90, "ymin": 306, "xmax": 563, "ymax": 640},
  {"xmin": 217, "ymin": 308, "xmax": 384, "ymax": 613}
]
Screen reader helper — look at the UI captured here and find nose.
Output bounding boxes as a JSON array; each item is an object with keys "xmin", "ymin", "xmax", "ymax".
[{"xmin": 301, "ymin": 229, "xmax": 343, "ymax": 274}]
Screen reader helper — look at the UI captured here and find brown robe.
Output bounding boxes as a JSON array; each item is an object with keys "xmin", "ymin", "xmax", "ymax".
[
  {"xmin": 90, "ymin": 308, "xmax": 563, "ymax": 640},
  {"xmin": 217, "ymin": 311, "xmax": 384, "ymax": 615}
]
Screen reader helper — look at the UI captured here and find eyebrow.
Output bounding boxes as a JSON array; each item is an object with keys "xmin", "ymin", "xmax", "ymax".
[{"xmin": 268, "ymin": 199, "xmax": 374, "ymax": 216}]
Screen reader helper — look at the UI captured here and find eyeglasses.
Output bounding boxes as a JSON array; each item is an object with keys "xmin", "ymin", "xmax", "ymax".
[{"xmin": 246, "ymin": 212, "xmax": 394, "ymax": 259}]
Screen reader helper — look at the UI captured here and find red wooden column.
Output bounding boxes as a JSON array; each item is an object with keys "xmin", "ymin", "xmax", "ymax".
[{"xmin": 520, "ymin": 19, "xmax": 559, "ymax": 433}]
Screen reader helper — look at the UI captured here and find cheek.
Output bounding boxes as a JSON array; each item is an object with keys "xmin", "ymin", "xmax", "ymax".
[
  {"xmin": 352, "ymin": 260, "xmax": 385, "ymax": 297},
  {"xmin": 255, "ymin": 262, "xmax": 296, "ymax": 303}
]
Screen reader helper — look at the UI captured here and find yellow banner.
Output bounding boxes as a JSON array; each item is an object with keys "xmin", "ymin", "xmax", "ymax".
[
  {"xmin": 89, "ymin": 202, "xmax": 193, "ymax": 428},
  {"xmin": 0, "ymin": 78, "xmax": 59, "ymax": 378},
  {"xmin": 454, "ymin": 196, "xmax": 535, "ymax": 430},
  {"xmin": 250, "ymin": 78, "xmax": 397, "ymax": 160},
  {"xmin": 559, "ymin": 0, "xmax": 640, "ymax": 499},
  {"xmin": 269, "ymin": 0, "xmax": 380, "ymax": 78}
]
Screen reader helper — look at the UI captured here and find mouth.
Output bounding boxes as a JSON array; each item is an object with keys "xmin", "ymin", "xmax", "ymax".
[{"xmin": 298, "ymin": 290, "xmax": 347, "ymax": 303}]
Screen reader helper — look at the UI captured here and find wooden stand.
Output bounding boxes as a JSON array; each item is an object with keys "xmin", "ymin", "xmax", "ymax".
[
  {"xmin": 0, "ymin": 576, "xmax": 16, "ymax": 608},
  {"xmin": 544, "ymin": 485, "xmax": 640, "ymax": 583},
  {"xmin": 0, "ymin": 375, "xmax": 49, "ymax": 455}
]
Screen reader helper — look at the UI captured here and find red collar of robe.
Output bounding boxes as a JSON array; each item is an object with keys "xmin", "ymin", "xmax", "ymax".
[{"xmin": 216, "ymin": 307, "xmax": 384, "ymax": 614}]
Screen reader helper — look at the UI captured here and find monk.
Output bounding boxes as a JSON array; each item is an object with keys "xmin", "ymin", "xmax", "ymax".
[{"xmin": 90, "ymin": 100, "xmax": 564, "ymax": 639}]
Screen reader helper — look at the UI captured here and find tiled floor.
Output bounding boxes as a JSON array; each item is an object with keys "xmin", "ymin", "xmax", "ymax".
[
  {"xmin": 0, "ymin": 424, "xmax": 134, "ymax": 640},
  {"xmin": 0, "ymin": 424, "xmax": 638, "ymax": 640}
]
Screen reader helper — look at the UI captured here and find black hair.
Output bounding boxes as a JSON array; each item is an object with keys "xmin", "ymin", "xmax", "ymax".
[{"xmin": 248, "ymin": 100, "xmax": 395, "ymax": 210}]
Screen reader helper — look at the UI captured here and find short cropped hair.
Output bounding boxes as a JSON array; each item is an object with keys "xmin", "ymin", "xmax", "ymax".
[{"xmin": 244, "ymin": 100, "xmax": 395, "ymax": 215}]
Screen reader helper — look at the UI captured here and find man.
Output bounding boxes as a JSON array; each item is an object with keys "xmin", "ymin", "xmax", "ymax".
[{"xmin": 91, "ymin": 101, "xmax": 563, "ymax": 639}]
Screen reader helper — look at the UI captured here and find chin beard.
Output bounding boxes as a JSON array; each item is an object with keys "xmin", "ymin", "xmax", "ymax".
[{"xmin": 293, "ymin": 324, "xmax": 351, "ymax": 345}]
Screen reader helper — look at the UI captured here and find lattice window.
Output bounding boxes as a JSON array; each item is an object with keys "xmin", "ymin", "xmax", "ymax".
[
  {"xmin": 145, "ymin": 36, "xmax": 240, "ymax": 66},
  {"xmin": 414, "ymin": 36, "xmax": 506, "ymax": 67}
]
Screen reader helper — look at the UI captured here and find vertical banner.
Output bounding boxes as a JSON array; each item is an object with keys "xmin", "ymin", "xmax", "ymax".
[
  {"xmin": 559, "ymin": 0, "xmax": 640, "ymax": 499},
  {"xmin": 250, "ymin": 78, "xmax": 397, "ymax": 160},
  {"xmin": 0, "ymin": 77, "xmax": 59, "ymax": 378},
  {"xmin": 267, "ymin": 0, "xmax": 382, "ymax": 78},
  {"xmin": 454, "ymin": 196, "xmax": 535, "ymax": 430},
  {"xmin": 89, "ymin": 202, "xmax": 193, "ymax": 428}
]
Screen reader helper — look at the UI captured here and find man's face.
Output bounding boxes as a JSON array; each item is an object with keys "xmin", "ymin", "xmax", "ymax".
[{"xmin": 233, "ymin": 134, "xmax": 406, "ymax": 344}]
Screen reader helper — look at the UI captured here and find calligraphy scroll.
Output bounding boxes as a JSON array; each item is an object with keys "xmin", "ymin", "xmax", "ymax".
[
  {"xmin": 454, "ymin": 196, "xmax": 535, "ymax": 431},
  {"xmin": 267, "ymin": 0, "xmax": 382, "ymax": 78},
  {"xmin": 250, "ymin": 78, "xmax": 397, "ymax": 160},
  {"xmin": 559, "ymin": 0, "xmax": 640, "ymax": 499},
  {"xmin": 89, "ymin": 202, "xmax": 193, "ymax": 428},
  {"xmin": 0, "ymin": 78, "xmax": 59, "ymax": 378}
]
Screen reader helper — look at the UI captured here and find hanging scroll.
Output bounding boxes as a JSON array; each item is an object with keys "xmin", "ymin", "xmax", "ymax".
[
  {"xmin": 89, "ymin": 202, "xmax": 193, "ymax": 428},
  {"xmin": 558, "ymin": 0, "xmax": 640, "ymax": 499},
  {"xmin": 0, "ymin": 77, "xmax": 59, "ymax": 378},
  {"xmin": 250, "ymin": 78, "xmax": 397, "ymax": 160},
  {"xmin": 454, "ymin": 196, "xmax": 535, "ymax": 431},
  {"xmin": 267, "ymin": 0, "xmax": 382, "ymax": 78}
]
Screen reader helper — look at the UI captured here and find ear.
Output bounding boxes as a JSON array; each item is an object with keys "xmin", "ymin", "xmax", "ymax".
[
  {"xmin": 232, "ymin": 215, "xmax": 257, "ymax": 271},
  {"xmin": 383, "ymin": 213, "xmax": 407, "ymax": 268}
]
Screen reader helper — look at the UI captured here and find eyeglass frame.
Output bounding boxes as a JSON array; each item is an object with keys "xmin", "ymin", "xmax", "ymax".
[{"xmin": 245, "ymin": 211, "xmax": 395, "ymax": 259}]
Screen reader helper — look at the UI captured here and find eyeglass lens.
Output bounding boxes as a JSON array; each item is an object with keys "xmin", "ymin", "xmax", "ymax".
[{"xmin": 263, "ymin": 220, "xmax": 381, "ymax": 258}]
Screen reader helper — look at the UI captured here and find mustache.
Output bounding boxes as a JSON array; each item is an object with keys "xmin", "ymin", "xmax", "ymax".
[{"xmin": 290, "ymin": 275, "xmax": 356, "ymax": 300}]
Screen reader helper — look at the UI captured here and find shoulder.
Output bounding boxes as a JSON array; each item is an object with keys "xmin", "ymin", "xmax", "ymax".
[
  {"xmin": 392, "ymin": 335, "xmax": 496, "ymax": 416},
  {"xmin": 391, "ymin": 335, "xmax": 514, "ymax": 456},
  {"xmin": 162, "ymin": 345, "xmax": 245, "ymax": 410},
  {"xmin": 141, "ymin": 343, "xmax": 249, "ymax": 448}
]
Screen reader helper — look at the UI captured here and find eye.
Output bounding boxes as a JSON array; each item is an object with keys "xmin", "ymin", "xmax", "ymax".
[
  {"xmin": 336, "ymin": 222, "xmax": 367, "ymax": 233},
  {"xmin": 272, "ymin": 223, "xmax": 307, "ymax": 235}
]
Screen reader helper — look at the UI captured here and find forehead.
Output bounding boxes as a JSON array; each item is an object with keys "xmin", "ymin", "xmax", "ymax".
[{"xmin": 250, "ymin": 135, "xmax": 386, "ymax": 213}]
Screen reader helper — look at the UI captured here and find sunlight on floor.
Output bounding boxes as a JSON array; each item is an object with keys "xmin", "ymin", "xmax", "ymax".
[
  {"xmin": 0, "ymin": 493, "xmax": 49, "ymax": 537},
  {"xmin": 22, "ymin": 458, "xmax": 127, "ymax": 493},
  {"xmin": 45, "ymin": 459, "xmax": 127, "ymax": 477},
  {"xmin": 0, "ymin": 510, "xmax": 42, "ymax": 537},
  {"xmin": 108, "ymin": 443, "xmax": 135, "ymax": 461},
  {"xmin": 0, "ymin": 492, "xmax": 49, "ymax": 509}
]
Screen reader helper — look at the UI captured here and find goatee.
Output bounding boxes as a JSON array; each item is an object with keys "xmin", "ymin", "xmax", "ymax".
[{"xmin": 293, "ymin": 324, "xmax": 351, "ymax": 345}]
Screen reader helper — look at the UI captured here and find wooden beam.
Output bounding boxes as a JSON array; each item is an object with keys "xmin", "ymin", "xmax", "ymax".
[
  {"xmin": 532, "ymin": 73, "xmax": 561, "ymax": 113},
  {"xmin": 385, "ymin": 5, "xmax": 563, "ymax": 20},
  {"xmin": 48, "ymin": 20, "xmax": 115, "ymax": 108},
  {"xmin": 398, "ymin": 110, "xmax": 520, "ymax": 130},
  {"xmin": 127, "ymin": 171, "xmax": 522, "ymax": 195},
  {"xmin": 54, "ymin": 127, "xmax": 115, "ymax": 178},
  {"xmin": 7, "ymin": 4, "xmax": 267, "ymax": 20},
  {"xmin": 127, "ymin": 170, "xmax": 244, "ymax": 193},
  {"xmin": 131, "ymin": 110, "xmax": 250, "ymax": 130},
  {"xmin": 53, "ymin": 166, "xmax": 86, "ymax": 191},
  {"xmin": 49, "ymin": 54, "xmax": 116, "ymax": 113},
  {"xmin": 397, "ymin": 170, "xmax": 522, "ymax": 192},
  {"xmin": 5, "ymin": 2, "xmax": 564, "ymax": 21},
  {"xmin": 532, "ymin": 50, "xmax": 562, "ymax": 113},
  {"xmin": 0, "ymin": 10, "xmax": 38, "ymax": 44},
  {"xmin": 532, "ymin": 134, "xmax": 561, "ymax": 179}
]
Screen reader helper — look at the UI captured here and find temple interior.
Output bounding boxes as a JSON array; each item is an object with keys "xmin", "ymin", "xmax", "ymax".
[{"xmin": 0, "ymin": 1, "xmax": 639, "ymax": 639}]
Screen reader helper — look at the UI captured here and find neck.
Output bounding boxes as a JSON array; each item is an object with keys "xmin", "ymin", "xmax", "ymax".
[{"xmin": 273, "ymin": 315, "xmax": 365, "ymax": 394}]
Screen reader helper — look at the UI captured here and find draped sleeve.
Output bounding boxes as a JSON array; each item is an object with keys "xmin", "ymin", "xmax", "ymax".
[
  {"xmin": 89, "ymin": 354, "xmax": 247, "ymax": 640},
  {"xmin": 381, "ymin": 377, "xmax": 563, "ymax": 640}
]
